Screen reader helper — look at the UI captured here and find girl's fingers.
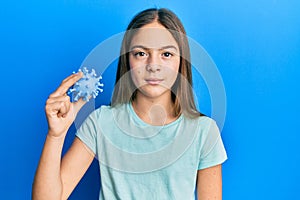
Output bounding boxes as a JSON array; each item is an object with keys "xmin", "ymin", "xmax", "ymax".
[
  {"xmin": 50, "ymin": 72, "xmax": 83, "ymax": 98},
  {"xmin": 61, "ymin": 72, "xmax": 80, "ymax": 83},
  {"xmin": 57, "ymin": 101, "xmax": 71, "ymax": 118},
  {"xmin": 45, "ymin": 71, "xmax": 89, "ymax": 119},
  {"xmin": 45, "ymin": 100, "xmax": 71, "ymax": 118},
  {"xmin": 47, "ymin": 91, "xmax": 89, "ymax": 117},
  {"xmin": 46, "ymin": 95, "xmax": 70, "ymax": 105}
]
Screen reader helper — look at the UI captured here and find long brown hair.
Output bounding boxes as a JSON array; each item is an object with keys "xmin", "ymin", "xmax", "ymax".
[{"xmin": 111, "ymin": 8, "xmax": 204, "ymax": 118}]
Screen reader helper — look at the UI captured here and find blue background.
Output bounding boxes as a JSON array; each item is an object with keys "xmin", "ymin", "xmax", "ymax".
[{"xmin": 0, "ymin": 0, "xmax": 299, "ymax": 199}]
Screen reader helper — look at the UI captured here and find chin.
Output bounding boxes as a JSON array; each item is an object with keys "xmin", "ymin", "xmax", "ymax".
[{"xmin": 138, "ymin": 86, "xmax": 171, "ymax": 99}]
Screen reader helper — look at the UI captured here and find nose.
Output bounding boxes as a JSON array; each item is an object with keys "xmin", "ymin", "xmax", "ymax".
[
  {"xmin": 146, "ymin": 54, "xmax": 161, "ymax": 72},
  {"xmin": 146, "ymin": 64, "xmax": 161, "ymax": 72}
]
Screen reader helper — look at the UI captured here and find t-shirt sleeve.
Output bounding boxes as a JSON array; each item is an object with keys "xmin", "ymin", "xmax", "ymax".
[
  {"xmin": 198, "ymin": 119, "xmax": 228, "ymax": 170},
  {"xmin": 75, "ymin": 109, "xmax": 99, "ymax": 155}
]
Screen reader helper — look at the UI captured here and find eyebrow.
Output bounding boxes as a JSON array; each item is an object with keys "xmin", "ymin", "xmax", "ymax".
[{"xmin": 130, "ymin": 45, "xmax": 178, "ymax": 52}]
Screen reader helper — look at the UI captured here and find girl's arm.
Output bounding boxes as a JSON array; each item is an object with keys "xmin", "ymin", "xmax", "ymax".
[
  {"xmin": 196, "ymin": 164, "xmax": 223, "ymax": 200},
  {"xmin": 32, "ymin": 73, "xmax": 95, "ymax": 200},
  {"xmin": 32, "ymin": 136, "xmax": 94, "ymax": 200}
]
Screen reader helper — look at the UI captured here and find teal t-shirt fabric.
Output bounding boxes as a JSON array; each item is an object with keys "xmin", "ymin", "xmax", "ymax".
[{"xmin": 75, "ymin": 103, "xmax": 227, "ymax": 200}]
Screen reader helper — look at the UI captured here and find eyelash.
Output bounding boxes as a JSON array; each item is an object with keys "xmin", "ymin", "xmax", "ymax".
[
  {"xmin": 134, "ymin": 52, "xmax": 147, "ymax": 57},
  {"xmin": 162, "ymin": 52, "xmax": 173, "ymax": 58},
  {"xmin": 133, "ymin": 51, "xmax": 173, "ymax": 58}
]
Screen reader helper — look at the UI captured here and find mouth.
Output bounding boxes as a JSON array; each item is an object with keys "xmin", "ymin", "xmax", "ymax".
[{"xmin": 145, "ymin": 78, "xmax": 164, "ymax": 85}]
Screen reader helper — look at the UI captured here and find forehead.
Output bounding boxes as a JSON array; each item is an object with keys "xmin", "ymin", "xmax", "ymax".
[{"xmin": 130, "ymin": 22, "xmax": 179, "ymax": 49}]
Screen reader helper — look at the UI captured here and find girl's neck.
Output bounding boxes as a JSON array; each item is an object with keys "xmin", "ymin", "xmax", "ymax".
[{"xmin": 131, "ymin": 91, "xmax": 177, "ymax": 126}]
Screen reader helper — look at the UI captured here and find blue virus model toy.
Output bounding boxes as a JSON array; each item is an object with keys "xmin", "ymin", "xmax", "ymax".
[{"xmin": 69, "ymin": 67, "xmax": 104, "ymax": 102}]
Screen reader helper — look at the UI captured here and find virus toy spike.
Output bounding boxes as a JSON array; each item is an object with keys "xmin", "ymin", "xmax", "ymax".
[{"xmin": 69, "ymin": 67, "xmax": 104, "ymax": 102}]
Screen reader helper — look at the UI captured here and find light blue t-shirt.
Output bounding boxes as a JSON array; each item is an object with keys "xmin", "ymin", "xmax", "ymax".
[{"xmin": 76, "ymin": 103, "xmax": 227, "ymax": 200}]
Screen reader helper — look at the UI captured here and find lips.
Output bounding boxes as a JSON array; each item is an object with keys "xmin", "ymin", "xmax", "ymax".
[{"xmin": 145, "ymin": 78, "xmax": 163, "ymax": 85}]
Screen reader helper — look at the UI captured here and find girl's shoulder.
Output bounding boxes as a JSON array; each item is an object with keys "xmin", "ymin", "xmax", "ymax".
[
  {"xmin": 197, "ymin": 115, "xmax": 216, "ymax": 126},
  {"xmin": 92, "ymin": 103, "xmax": 127, "ymax": 118},
  {"xmin": 183, "ymin": 114, "xmax": 220, "ymax": 136},
  {"xmin": 184, "ymin": 114, "xmax": 216, "ymax": 126},
  {"xmin": 85, "ymin": 104, "xmax": 114, "ymax": 121}
]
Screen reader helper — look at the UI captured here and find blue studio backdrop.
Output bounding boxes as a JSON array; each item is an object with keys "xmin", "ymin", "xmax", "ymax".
[{"xmin": 0, "ymin": 0, "xmax": 299, "ymax": 199}]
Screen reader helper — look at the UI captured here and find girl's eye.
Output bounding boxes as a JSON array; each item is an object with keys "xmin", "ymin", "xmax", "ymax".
[
  {"xmin": 163, "ymin": 52, "xmax": 173, "ymax": 58},
  {"xmin": 134, "ymin": 51, "xmax": 146, "ymax": 57}
]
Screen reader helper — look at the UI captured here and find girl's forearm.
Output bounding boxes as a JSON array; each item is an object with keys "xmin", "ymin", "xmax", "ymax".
[{"xmin": 32, "ymin": 132, "xmax": 67, "ymax": 200}]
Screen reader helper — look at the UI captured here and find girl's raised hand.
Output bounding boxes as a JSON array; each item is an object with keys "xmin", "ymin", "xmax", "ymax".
[{"xmin": 45, "ymin": 72, "xmax": 86, "ymax": 138}]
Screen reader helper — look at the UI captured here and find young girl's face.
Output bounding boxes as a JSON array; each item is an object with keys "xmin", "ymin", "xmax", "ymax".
[{"xmin": 129, "ymin": 21, "xmax": 180, "ymax": 100}]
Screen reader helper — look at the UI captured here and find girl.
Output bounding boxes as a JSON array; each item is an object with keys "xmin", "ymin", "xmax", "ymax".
[{"xmin": 33, "ymin": 8, "xmax": 227, "ymax": 200}]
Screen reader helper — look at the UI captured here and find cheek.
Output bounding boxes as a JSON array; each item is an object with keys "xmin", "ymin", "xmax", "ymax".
[
  {"xmin": 131, "ymin": 69, "xmax": 141, "ymax": 79},
  {"xmin": 165, "ymin": 59, "xmax": 180, "ymax": 86},
  {"xmin": 129, "ymin": 58, "xmax": 144, "ymax": 78},
  {"xmin": 129, "ymin": 56, "xmax": 144, "ymax": 75},
  {"xmin": 129, "ymin": 57, "xmax": 138, "ymax": 81},
  {"xmin": 130, "ymin": 66, "xmax": 144, "ymax": 88},
  {"xmin": 129, "ymin": 57, "xmax": 135, "ymax": 70},
  {"xmin": 166, "ymin": 59, "xmax": 180, "ymax": 76},
  {"xmin": 164, "ymin": 56, "xmax": 180, "ymax": 71},
  {"xmin": 174, "ymin": 57, "xmax": 180, "ymax": 72}
]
